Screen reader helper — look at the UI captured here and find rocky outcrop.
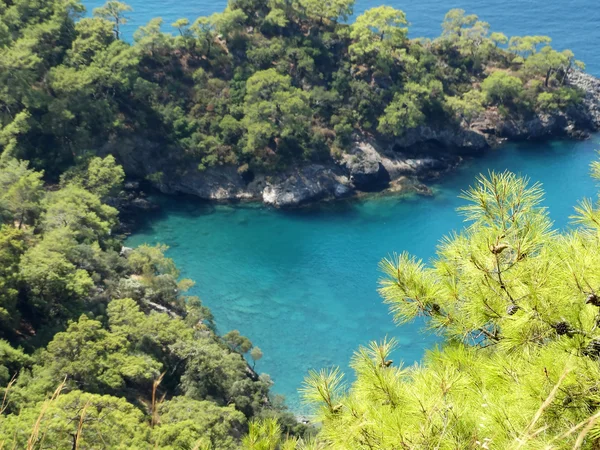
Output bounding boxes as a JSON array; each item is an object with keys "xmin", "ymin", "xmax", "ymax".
[
  {"xmin": 158, "ymin": 165, "xmax": 263, "ymax": 201},
  {"xmin": 342, "ymin": 142, "xmax": 391, "ymax": 191},
  {"xmin": 566, "ymin": 70, "xmax": 600, "ymax": 129},
  {"xmin": 468, "ymin": 70, "xmax": 600, "ymax": 144},
  {"xmin": 392, "ymin": 124, "xmax": 489, "ymax": 153},
  {"xmin": 108, "ymin": 72, "xmax": 600, "ymax": 208},
  {"xmin": 261, "ymin": 165, "xmax": 352, "ymax": 207}
]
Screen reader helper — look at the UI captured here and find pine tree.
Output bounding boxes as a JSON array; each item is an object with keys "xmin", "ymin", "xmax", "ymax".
[{"xmin": 298, "ymin": 169, "xmax": 600, "ymax": 449}]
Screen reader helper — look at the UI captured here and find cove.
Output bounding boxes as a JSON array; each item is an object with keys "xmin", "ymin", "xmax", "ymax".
[{"xmin": 126, "ymin": 137, "xmax": 600, "ymax": 412}]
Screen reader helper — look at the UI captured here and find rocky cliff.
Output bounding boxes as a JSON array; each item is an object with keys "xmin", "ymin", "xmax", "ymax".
[{"xmin": 113, "ymin": 71, "xmax": 600, "ymax": 208}]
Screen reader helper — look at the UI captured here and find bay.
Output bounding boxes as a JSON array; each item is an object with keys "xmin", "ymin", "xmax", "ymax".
[
  {"xmin": 81, "ymin": 0, "xmax": 600, "ymax": 412},
  {"xmin": 126, "ymin": 138, "xmax": 600, "ymax": 412}
]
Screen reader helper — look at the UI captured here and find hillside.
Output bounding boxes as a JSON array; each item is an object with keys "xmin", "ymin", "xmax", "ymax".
[{"xmin": 2, "ymin": 0, "xmax": 599, "ymax": 206}]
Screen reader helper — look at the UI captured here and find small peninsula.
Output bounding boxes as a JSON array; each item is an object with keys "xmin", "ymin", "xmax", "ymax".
[{"xmin": 2, "ymin": 0, "xmax": 600, "ymax": 207}]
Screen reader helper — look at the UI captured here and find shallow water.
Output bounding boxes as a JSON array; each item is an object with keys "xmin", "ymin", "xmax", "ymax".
[{"xmin": 126, "ymin": 138, "xmax": 600, "ymax": 411}]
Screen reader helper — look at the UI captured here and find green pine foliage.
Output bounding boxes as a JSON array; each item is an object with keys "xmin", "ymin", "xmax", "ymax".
[{"xmin": 289, "ymin": 169, "xmax": 600, "ymax": 449}]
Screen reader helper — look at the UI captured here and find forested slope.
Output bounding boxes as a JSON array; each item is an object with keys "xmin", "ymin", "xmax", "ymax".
[
  {"xmin": 0, "ymin": 155, "xmax": 303, "ymax": 448},
  {"xmin": 0, "ymin": 0, "xmax": 590, "ymax": 179}
]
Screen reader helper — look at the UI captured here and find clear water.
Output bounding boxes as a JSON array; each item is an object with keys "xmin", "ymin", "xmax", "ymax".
[
  {"xmin": 81, "ymin": 0, "xmax": 600, "ymax": 411},
  {"xmin": 126, "ymin": 138, "xmax": 600, "ymax": 412},
  {"xmin": 82, "ymin": 0, "xmax": 600, "ymax": 76}
]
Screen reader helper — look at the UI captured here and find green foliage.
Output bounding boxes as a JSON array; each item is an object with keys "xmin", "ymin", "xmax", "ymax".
[
  {"xmin": 0, "ymin": 227, "xmax": 27, "ymax": 331},
  {"xmin": 250, "ymin": 346, "xmax": 263, "ymax": 368},
  {"xmin": 43, "ymin": 314, "xmax": 161, "ymax": 392},
  {"xmin": 441, "ymin": 9, "xmax": 490, "ymax": 54},
  {"xmin": 537, "ymin": 86, "xmax": 583, "ymax": 112},
  {"xmin": 19, "ymin": 229, "xmax": 95, "ymax": 321},
  {"xmin": 42, "ymin": 184, "xmax": 118, "ymax": 243},
  {"xmin": 0, "ymin": 159, "xmax": 44, "ymax": 228},
  {"xmin": 242, "ymin": 69, "xmax": 312, "ymax": 167},
  {"xmin": 481, "ymin": 70, "xmax": 524, "ymax": 105},
  {"xmin": 301, "ymin": 168, "xmax": 600, "ymax": 448},
  {"xmin": 0, "ymin": 156, "xmax": 301, "ymax": 447},
  {"xmin": 93, "ymin": 1, "xmax": 132, "ymax": 40},
  {"xmin": 298, "ymin": 0, "xmax": 354, "ymax": 24},
  {"xmin": 60, "ymin": 155, "xmax": 125, "ymax": 200},
  {"xmin": 445, "ymin": 89, "xmax": 485, "ymax": 125},
  {"xmin": 524, "ymin": 46, "xmax": 576, "ymax": 87},
  {"xmin": 349, "ymin": 6, "xmax": 408, "ymax": 67},
  {"xmin": 0, "ymin": 390, "xmax": 149, "ymax": 449},
  {"xmin": 378, "ymin": 80, "xmax": 443, "ymax": 135},
  {"xmin": 153, "ymin": 397, "xmax": 246, "ymax": 449},
  {"xmin": 243, "ymin": 417, "xmax": 282, "ymax": 450},
  {"xmin": 0, "ymin": 0, "xmax": 585, "ymax": 175},
  {"xmin": 508, "ymin": 35, "xmax": 552, "ymax": 58}
]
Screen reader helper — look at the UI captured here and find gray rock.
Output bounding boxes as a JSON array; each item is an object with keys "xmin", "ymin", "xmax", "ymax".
[
  {"xmin": 392, "ymin": 125, "xmax": 489, "ymax": 153},
  {"xmin": 342, "ymin": 149, "xmax": 390, "ymax": 191},
  {"xmin": 262, "ymin": 165, "xmax": 353, "ymax": 207},
  {"xmin": 123, "ymin": 181, "xmax": 140, "ymax": 190},
  {"xmin": 130, "ymin": 197, "xmax": 158, "ymax": 210},
  {"xmin": 567, "ymin": 70, "xmax": 600, "ymax": 129}
]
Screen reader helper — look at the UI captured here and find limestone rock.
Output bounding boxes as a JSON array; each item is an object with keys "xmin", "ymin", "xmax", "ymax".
[{"xmin": 262, "ymin": 165, "xmax": 353, "ymax": 207}]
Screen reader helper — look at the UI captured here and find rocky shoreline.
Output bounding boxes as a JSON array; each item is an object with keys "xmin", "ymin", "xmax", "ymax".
[{"xmin": 113, "ymin": 71, "xmax": 600, "ymax": 208}]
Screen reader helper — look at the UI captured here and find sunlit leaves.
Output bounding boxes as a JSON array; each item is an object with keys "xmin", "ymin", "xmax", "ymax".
[{"xmin": 305, "ymin": 169, "xmax": 600, "ymax": 447}]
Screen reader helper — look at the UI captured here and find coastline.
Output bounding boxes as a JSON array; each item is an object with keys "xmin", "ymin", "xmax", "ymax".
[{"xmin": 114, "ymin": 71, "xmax": 600, "ymax": 209}]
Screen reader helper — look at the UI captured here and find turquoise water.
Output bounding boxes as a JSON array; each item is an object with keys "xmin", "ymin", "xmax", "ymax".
[
  {"xmin": 82, "ymin": 0, "xmax": 600, "ymax": 76},
  {"xmin": 126, "ymin": 138, "xmax": 600, "ymax": 411},
  {"xmin": 86, "ymin": 0, "xmax": 600, "ymax": 411}
]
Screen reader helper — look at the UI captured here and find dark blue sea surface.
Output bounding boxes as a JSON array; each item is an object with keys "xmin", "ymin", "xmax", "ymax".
[
  {"xmin": 82, "ymin": 0, "xmax": 600, "ymax": 411},
  {"xmin": 83, "ymin": 0, "xmax": 600, "ymax": 76}
]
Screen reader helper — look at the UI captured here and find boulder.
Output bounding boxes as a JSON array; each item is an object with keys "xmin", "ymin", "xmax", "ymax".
[
  {"xmin": 343, "ymin": 154, "xmax": 390, "ymax": 191},
  {"xmin": 262, "ymin": 165, "xmax": 353, "ymax": 207}
]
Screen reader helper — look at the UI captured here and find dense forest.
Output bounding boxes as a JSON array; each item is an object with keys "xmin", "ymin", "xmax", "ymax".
[
  {"xmin": 2, "ymin": 0, "xmax": 600, "ymax": 447},
  {"xmin": 0, "ymin": 0, "xmax": 585, "ymax": 179},
  {"xmin": 0, "ymin": 155, "xmax": 306, "ymax": 448}
]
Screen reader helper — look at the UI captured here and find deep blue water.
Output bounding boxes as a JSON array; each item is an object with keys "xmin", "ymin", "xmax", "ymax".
[
  {"xmin": 83, "ymin": 0, "xmax": 600, "ymax": 411},
  {"xmin": 126, "ymin": 138, "xmax": 600, "ymax": 411},
  {"xmin": 83, "ymin": 0, "xmax": 600, "ymax": 76}
]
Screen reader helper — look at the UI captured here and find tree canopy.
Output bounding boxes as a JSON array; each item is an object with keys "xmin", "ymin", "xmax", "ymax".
[
  {"xmin": 0, "ymin": 0, "xmax": 585, "ymax": 178},
  {"xmin": 0, "ymin": 156, "xmax": 303, "ymax": 448}
]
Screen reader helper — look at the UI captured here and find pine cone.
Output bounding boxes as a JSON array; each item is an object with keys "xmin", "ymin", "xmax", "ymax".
[
  {"xmin": 506, "ymin": 304, "xmax": 520, "ymax": 316},
  {"xmin": 586, "ymin": 293, "xmax": 600, "ymax": 306},
  {"xmin": 555, "ymin": 321, "xmax": 571, "ymax": 336}
]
